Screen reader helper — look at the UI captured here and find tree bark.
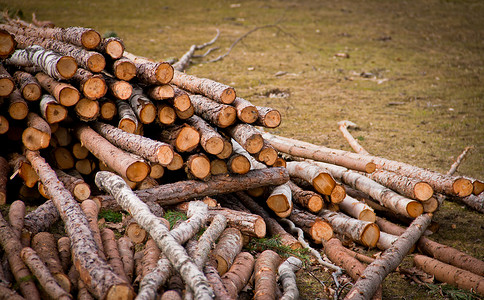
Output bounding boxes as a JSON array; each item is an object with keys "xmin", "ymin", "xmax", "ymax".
[
  {"xmin": 233, "ymin": 97, "xmax": 258, "ymax": 123},
  {"xmin": 221, "ymin": 252, "xmax": 255, "ymax": 299},
  {"xmin": 57, "ymin": 236, "xmax": 71, "ymax": 273},
  {"xmin": 96, "ymin": 37, "xmax": 124, "ymax": 59},
  {"xmin": 35, "ymin": 72, "xmax": 80, "ymax": 107},
  {"xmin": 413, "ymin": 255, "xmax": 484, "ymax": 296},
  {"xmin": 92, "ymin": 121, "xmax": 174, "ymax": 166},
  {"xmin": 101, "ymin": 228, "xmax": 129, "ymax": 283},
  {"xmin": 255, "ymin": 106, "xmax": 281, "ymax": 128},
  {"xmin": 189, "ymin": 94, "xmax": 237, "ymax": 128},
  {"xmin": 54, "ymin": 169, "xmax": 90, "ymax": 201},
  {"xmin": 79, "ymin": 199, "xmax": 106, "ymax": 261},
  {"xmin": 95, "ymin": 167, "xmax": 289, "ymax": 210},
  {"xmin": 123, "ymin": 51, "xmax": 173, "ymax": 85},
  {"xmin": 170, "ymin": 86, "xmax": 194, "ymax": 119},
  {"xmin": 254, "ymin": 250, "xmax": 281, "ymax": 300},
  {"xmin": 172, "ymin": 70, "xmax": 236, "ymax": 104},
  {"xmin": 0, "ymin": 157, "xmax": 8, "ymax": 205},
  {"xmin": 95, "ymin": 171, "xmax": 214, "ymax": 300},
  {"xmin": 186, "ymin": 115, "xmax": 225, "ymax": 155},
  {"xmin": 278, "ymin": 256, "xmax": 302, "ymax": 300},
  {"xmin": 345, "ymin": 213, "xmax": 432, "ymax": 300},
  {"xmin": 289, "ymin": 207, "xmax": 333, "ymax": 244},
  {"xmin": 286, "ymin": 161, "xmax": 337, "ymax": 196},
  {"xmin": 212, "ymin": 228, "xmax": 244, "ymax": 275},
  {"xmin": 116, "ymin": 237, "xmax": 134, "ymax": 283},
  {"xmin": 288, "ymin": 180, "xmax": 324, "ymax": 213},
  {"xmin": 26, "ymin": 150, "xmax": 133, "ymax": 300},
  {"xmin": 22, "ymin": 112, "xmax": 51, "ymax": 150},
  {"xmin": 129, "ymin": 87, "xmax": 156, "ymax": 124},
  {"xmin": 191, "ymin": 214, "xmax": 228, "ymax": 269},
  {"xmin": 0, "ymin": 64, "xmax": 15, "ymax": 97},
  {"xmin": 20, "ymin": 247, "xmax": 72, "ymax": 300},
  {"xmin": 339, "ymin": 195, "xmax": 376, "ymax": 222},
  {"xmin": 13, "ymin": 70, "xmax": 42, "ymax": 101},
  {"xmin": 8, "ymin": 200, "xmax": 25, "ymax": 239},
  {"xmin": 71, "ymin": 68, "xmax": 107, "ymax": 100},
  {"xmin": 75, "ymin": 124, "xmax": 150, "ymax": 182},
  {"xmin": 115, "ymin": 99, "xmax": 138, "ymax": 134}
]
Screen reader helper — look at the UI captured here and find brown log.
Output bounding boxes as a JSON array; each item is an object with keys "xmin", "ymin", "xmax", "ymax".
[
  {"xmin": 0, "ymin": 157, "xmax": 8, "ymax": 205},
  {"xmin": 8, "ymin": 153, "xmax": 39, "ymax": 189},
  {"xmin": 80, "ymin": 199, "xmax": 106, "ymax": 261},
  {"xmin": 116, "ymin": 99, "xmax": 138, "ymax": 133},
  {"xmin": 221, "ymin": 252, "xmax": 255, "ymax": 299},
  {"xmin": 22, "ymin": 112, "xmax": 51, "ymax": 150},
  {"xmin": 0, "ymin": 29, "xmax": 16, "ymax": 58},
  {"xmin": 8, "ymin": 200, "xmax": 25, "ymax": 239},
  {"xmin": 155, "ymin": 103, "xmax": 176, "ymax": 125},
  {"xmin": 6, "ymin": 89, "xmax": 28, "ymax": 120},
  {"xmin": 23, "ymin": 199, "xmax": 58, "ymax": 234},
  {"xmin": 71, "ymin": 68, "xmax": 107, "ymax": 100},
  {"xmin": 129, "ymin": 87, "xmax": 157, "ymax": 124},
  {"xmin": 339, "ymin": 195, "xmax": 376, "ymax": 222},
  {"xmin": 255, "ymin": 106, "xmax": 281, "ymax": 128},
  {"xmin": 225, "ymin": 123, "xmax": 263, "ymax": 154},
  {"xmin": 39, "ymin": 94, "xmax": 68, "ymax": 124},
  {"xmin": 0, "ymin": 115, "xmax": 9, "ymax": 134},
  {"xmin": 158, "ymin": 123, "xmax": 200, "ymax": 153},
  {"xmin": 286, "ymin": 161, "xmax": 336, "ymax": 196},
  {"xmin": 166, "ymin": 152, "xmax": 184, "ymax": 171},
  {"xmin": 227, "ymin": 153, "xmax": 251, "ymax": 175},
  {"xmin": 185, "ymin": 153, "xmax": 211, "ymax": 180},
  {"xmin": 75, "ymin": 158, "xmax": 96, "ymax": 175},
  {"xmin": 366, "ymin": 169, "xmax": 434, "ymax": 202},
  {"xmin": 101, "ymin": 228, "xmax": 129, "ymax": 283},
  {"xmin": 216, "ymin": 137, "xmax": 233, "ymax": 160},
  {"xmin": 75, "ymin": 124, "xmax": 150, "ymax": 182},
  {"xmin": 287, "ymin": 180, "xmax": 324, "ymax": 213},
  {"xmin": 189, "ymin": 94, "xmax": 237, "ymax": 128},
  {"xmin": 92, "ymin": 121, "xmax": 174, "ymax": 166},
  {"xmin": 414, "ymin": 255, "xmax": 484, "ymax": 296},
  {"xmin": 324, "ymin": 238, "xmax": 365, "ymax": 281},
  {"xmin": 186, "ymin": 115, "xmax": 224, "ymax": 155},
  {"xmin": 233, "ymin": 97, "xmax": 258, "ymax": 123},
  {"xmin": 6, "ymin": 45, "xmax": 78, "ymax": 80},
  {"xmin": 96, "ymin": 167, "xmax": 289, "ymax": 210},
  {"xmin": 0, "ymin": 64, "xmax": 15, "ymax": 97},
  {"xmin": 98, "ymin": 97, "xmax": 117, "ymax": 121},
  {"xmin": 315, "ymin": 161, "xmax": 423, "ymax": 218},
  {"xmin": 149, "ymin": 163, "xmax": 165, "ymax": 179},
  {"xmin": 13, "ymin": 70, "xmax": 42, "ymax": 101},
  {"xmin": 254, "ymin": 250, "xmax": 281, "ymax": 300},
  {"xmin": 210, "ymin": 158, "xmax": 228, "ymax": 175},
  {"xmin": 172, "ymin": 70, "xmax": 235, "ymax": 104},
  {"xmin": 213, "ymin": 228, "xmax": 244, "ymax": 275},
  {"xmin": 123, "ymin": 51, "xmax": 173, "ymax": 85},
  {"xmin": 103, "ymin": 75, "xmax": 132, "ymax": 100},
  {"xmin": 0, "ymin": 208, "xmax": 41, "ymax": 299},
  {"xmin": 110, "ymin": 57, "xmax": 136, "ymax": 81},
  {"xmin": 142, "ymin": 238, "xmax": 162, "ymax": 277},
  {"xmin": 267, "ymin": 183, "xmax": 293, "ymax": 218},
  {"xmin": 50, "ymin": 126, "xmax": 71, "ymax": 147},
  {"xmin": 117, "ymin": 237, "xmax": 134, "ymax": 283},
  {"xmin": 75, "ymin": 98, "xmax": 100, "ymax": 121},
  {"xmin": 253, "ymin": 142, "xmax": 278, "ymax": 166},
  {"xmin": 57, "ymin": 236, "xmax": 71, "ymax": 273},
  {"xmin": 31, "ymin": 232, "xmax": 71, "ymax": 293},
  {"xmin": 375, "ymin": 217, "xmax": 484, "ymax": 276},
  {"xmin": 146, "ymin": 84, "xmax": 174, "ymax": 100},
  {"xmin": 97, "ymin": 37, "xmax": 124, "ymax": 59},
  {"xmin": 289, "ymin": 207, "xmax": 333, "ymax": 243},
  {"xmin": 204, "ymin": 264, "xmax": 233, "ymax": 300},
  {"xmin": 35, "ymin": 72, "xmax": 80, "ymax": 107},
  {"xmin": 170, "ymin": 86, "xmax": 194, "ymax": 119},
  {"xmin": 55, "ymin": 169, "xmax": 90, "ymax": 201},
  {"xmin": 20, "ymin": 247, "xmax": 71, "ymax": 300},
  {"xmin": 345, "ymin": 213, "xmax": 432, "ymax": 300},
  {"xmin": 52, "ymin": 147, "xmax": 75, "ymax": 170}
]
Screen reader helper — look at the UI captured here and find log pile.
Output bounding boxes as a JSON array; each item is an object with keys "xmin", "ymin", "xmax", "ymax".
[{"xmin": 0, "ymin": 15, "xmax": 482, "ymax": 300}]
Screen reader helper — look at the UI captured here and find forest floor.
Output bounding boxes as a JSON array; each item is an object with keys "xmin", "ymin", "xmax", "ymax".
[{"xmin": 1, "ymin": 0, "xmax": 483, "ymax": 298}]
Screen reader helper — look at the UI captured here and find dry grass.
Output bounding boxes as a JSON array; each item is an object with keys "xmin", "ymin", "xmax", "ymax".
[{"xmin": 2, "ymin": 0, "xmax": 483, "ymax": 298}]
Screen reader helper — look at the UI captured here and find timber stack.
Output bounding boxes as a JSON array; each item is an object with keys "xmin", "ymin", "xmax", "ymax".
[{"xmin": 0, "ymin": 15, "xmax": 482, "ymax": 300}]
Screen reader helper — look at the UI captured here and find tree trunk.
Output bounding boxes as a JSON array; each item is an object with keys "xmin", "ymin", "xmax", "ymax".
[
  {"xmin": 278, "ymin": 256, "xmax": 302, "ymax": 300},
  {"xmin": 35, "ymin": 72, "xmax": 80, "ymax": 107},
  {"xmin": 22, "ymin": 112, "xmax": 51, "ymax": 150},
  {"xmin": 98, "ymin": 97, "xmax": 117, "ymax": 121},
  {"xmin": 129, "ymin": 87, "xmax": 156, "ymax": 124},
  {"xmin": 226, "ymin": 124, "xmax": 264, "ymax": 154},
  {"xmin": 7, "ymin": 89, "xmax": 28, "ymax": 120},
  {"xmin": 376, "ymin": 231, "xmax": 400, "ymax": 250},
  {"xmin": 227, "ymin": 153, "xmax": 251, "ymax": 175},
  {"xmin": 26, "ymin": 151, "xmax": 133, "ymax": 300},
  {"xmin": 146, "ymin": 84, "xmax": 174, "ymax": 100},
  {"xmin": 0, "ymin": 64, "xmax": 15, "ymax": 97},
  {"xmin": 315, "ymin": 161, "xmax": 423, "ymax": 218},
  {"xmin": 95, "ymin": 171, "xmax": 214, "ymax": 300},
  {"xmin": 158, "ymin": 123, "xmax": 200, "ymax": 153},
  {"xmin": 212, "ymin": 228, "xmax": 244, "ymax": 275},
  {"xmin": 366, "ymin": 169, "xmax": 434, "ymax": 201},
  {"xmin": 288, "ymin": 181, "xmax": 324, "ymax": 213},
  {"xmin": 23, "ymin": 199, "xmax": 58, "ymax": 234},
  {"xmin": 453, "ymin": 193, "xmax": 484, "ymax": 213},
  {"xmin": 39, "ymin": 94, "xmax": 68, "ymax": 124},
  {"xmin": 110, "ymin": 57, "xmax": 136, "ymax": 81},
  {"xmin": 95, "ymin": 167, "xmax": 289, "ymax": 210},
  {"xmin": 71, "ymin": 68, "xmax": 107, "ymax": 100},
  {"xmin": 96, "ymin": 37, "xmax": 124, "ymax": 59},
  {"xmin": 286, "ymin": 161, "xmax": 337, "ymax": 196},
  {"xmin": 123, "ymin": 51, "xmax": 173, "ymax": 85},
  {"xmin": 413, "ymin": 255, "xmax": 484, "ymax": 296},
  {"xmin": 172, "ymin": 70, "xmax": 236, "ymax": 104},
  {"xmin": 0, "ymin": 29, "xmax": 16, "ymax": 58},
  {"xmin": 13, "ymin": 70, "xmax": 42, "ymax": 101},
  {"xmin": 232, "ymin": 97, "xmax": 258, "ymax": 123},
  {"xmin": 102, "ymin": 75, "xmax": 132, "ymax": 100},
  {"xmin": 57, "ymin": 236, "xmax": 71, "ymax": 273},
  {"xmin": 156, "ymin": 103, "xmax": 176, "ymax": 125},
  {"xmin": 221, "ymin": 252, "xmax": 255, "ymax": 299},
  {"xmin": 339, "ymin": 195, "xmax": 376, "ymax": 222},
  {"xmin": 31, "ymin": 232, "xmax": 71, "ymax": 293},
  {"xmin": 189, "ymin": 94, "xmax": 237, "ymax": 128},
  {"xmin": 116, "ymin": 237, "xmax": 134, "ymax": 283},
  {"xmin": 185, "ymin": 153, "xmax": 211, "ymax": 180},
  {"xmin": 0, "ymin": 157, "xmax": 8, "ymax": 205},
  {"xmin": 254, "ymin": 250, "xmax": 281, "ymax": 300},
  {"xmin": 20, "ymin": 247, "xmax": 72, "ymax": 300},
  {"xmin": 267, "ymin": 183, "xmax": 293, "ymax": 218},
  {"xmin": 204, "ymin": 264, "xmax": 233, "ymax": 300},
  {"xmin": 75, "ymin": 98, "xmax": 100, "ymax": 121},
  {"xmin": 54, "ymin": 169, "xmax": 90, "ymax": 201},
  {"xmin": 100, "ymin": 228, "xmax": 130, "ymax": 283},
  {"xmin": 319, "ymin": 209, "xmax": 380, "ymax": 248},
  {"xmin": 210, "ymin": 158, "xmax": 228, "ymax": 175},
  {"xmin": 191, "ymin": 214, "xmax": 228, "ymax": 269},
  {"xmin": 255, "ymin": 106, "xmax": 281, "ymax": 128},
  {"xmin": 115, "ymin": 99, "xmax": 138, "ymax": 134},
  {"xmin": 204, "ymin": 204, "xmax": 266, "ymax": 238},
  {"xmin": 75, "ymin": 124, "xmax": 150, "ymax": 182},
  {"xmin": 345, "ymin": 213, "xmax": 432, "ymax": 300},
  {"xmin": 0, "ymin": 211, "xmax": 41, "ymax": 299},
  {"xmin": 289, "ymin": 207, "xmax": 333, "ymax": 244},
  {"xmin": 92, "ymin": 121, "xmax": 174, "ymax": 166},
  {"xmin": 170, "ymin": 86, "xmax": 194, "ymax": 119},
  {"xmin": 186, "ymin": 115, "xmax": 225, "ymax": 155}
]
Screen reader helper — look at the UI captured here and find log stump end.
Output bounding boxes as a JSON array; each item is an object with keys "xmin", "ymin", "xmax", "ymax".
[
  {"xmin": 83, "ymin": 76, "xmax": 107, "ymax": 100},
  {"xmin": 414, "ymin": 182, "xmax": 434, "ymax": 201},
  {"xmin": 239, "ymin": 106, "xmax": 258, "ymax": 124},
  {"xmin": 221, "ymin": 87, "xmax": 236, "ymax": 104},
  {"xmin": 365, "ymin": 162, "xmax": 377, "ymax": 173},
  {"xmin": 105, "ymin": 284, "xmax": 135, "ymax": 300},
  {"xmin": 156, "ymin": 145, "xmax": 175, "ymax": 166},
  {"xmin": 155, "ymin": 62, "xmax": 174, "ymax": 84},
  {"xmin": 217, "ymin": 106, "xmax": 237, "ymax": 128},
  {"xmin": 56, "ymin": 56, "xmax": 78, "ymax": 80},
  {"xmin": 454, "ymin": 178, "xmax": 473, "ymax": 197},
  {"xmin": 114, "ymin": 61, "xmax": 136, "ymax": 81},
  {"xmin": 307, "ymin": 195, "xmax": 324, "ymax": 213},
  {"xmin": 126, "ymin": 161, "xmax": 150, "ymax": 183},
  {"xmin": 358, "ymin": 209, "xmax": 376, "ymax": 223},
  {"xmin": 407, "ymin": 201, "xmax": 424, "ymax": 218},
  {"xmin": 22, "ymin": 83, "xmax": 42, "ymax": 101},
  {"xmin": 59, "ymin": 86, "xmax": 81, "ymax": 107},
  {"xmin": 0, "ymin": 78, "xmax": 14, "ymax": 97},
  {"xmin": 105, "ymin": 39, "xmax": 124, "ymax": 59},
  {"xmin": 81, "ymin": 29, "xmax": 102, "ymax": 50},
  {"xmin": 361, "ymin": 222, "xmax": 380, "ymax": 248},
  {"xmin": 87, "ymin": 52, "xmax": 106, "ymax": 73},
  {"xmin": 262, "ymin": 110, "xmax": 281, "ymax": 128}
]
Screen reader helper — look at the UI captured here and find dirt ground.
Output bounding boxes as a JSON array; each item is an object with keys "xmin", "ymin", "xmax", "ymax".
[{"xmin": 1, "ymin": 0, "xmax": 483, "ymax": 299}]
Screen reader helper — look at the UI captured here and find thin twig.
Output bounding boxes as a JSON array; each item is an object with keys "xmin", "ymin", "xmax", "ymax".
[{"xmin": 447, "ymin": 146, "xmax": 473, "ymax": 176}]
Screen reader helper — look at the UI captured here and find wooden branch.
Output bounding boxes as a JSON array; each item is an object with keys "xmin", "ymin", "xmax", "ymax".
[
  {"xmin": 96, "ymin": 37, "xmax": 124, "ymax": 59},
  {"xmin": 278, "ymin": 256, "xmax": 302, "ymax": 300},
  {"xmin": 129, "ymin": 87, "xmax": 156, "ymax": 124},
  {"xmin": 221, "ymin": 252, "xmax": 255, "ymax": 299},
  {"xmin": 286, "ymin": 161, "xmax": 336, "ymax": 196},
  {"xmin": 173, "ymin": 29, "xmax": 220, "ymax": 72},
  {"xmin": 71, "ymin": 68, "xmax": 107, "ymax": 100},
  {"xmin": 254, "ymin": 250, "xmax": 281, "ymax": 300},
  {"xmin": 337, "ymin": 120, "xmax": 369, "ymax": 155},
  {"xmin": 115, "ymin": 99, "xmax": 138, "ymax": 133},
  {"xmin": 339, "ymin": 195, "xmax": 375, "ymax": 222},
  {"xmin": 7, "ymin": 89, "xmax": 28, "ymax": 120},
  {"xmin": 0, "ymin": 157, "xmax": 8, "ymax": 205},
  {"xmin": 213, "ymin": 228, "xmax": 243, "ymax": 275},
  {"xmin": 345, "ymin": 213, "xmax": 432, "ymax": 300},
  {"xmin": 186, "ymin": 114, "xmax": 225, "ymax": 155},
  {"xmin": 35, "ymin": 72, "xmax": 80, "ymax": 107},
  {"xmin": 13, "ymin": 70, "xmax": 42, "ymax": 101},
  {"xmin": 289, "ymin": 207, "xmax": 333, "ymax": 244},
  {"xmin": 101, "ymin": 228, "xmax": 129, "ymax": 283},
  {"xmin": 255, "ymin": 106, "xmax": 281, "ymax": 128}
]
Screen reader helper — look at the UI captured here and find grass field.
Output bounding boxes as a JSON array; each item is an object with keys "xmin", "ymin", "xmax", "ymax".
[{"xmin": 1, "ymin": 0, "xmax": 483, "ymax": 299}]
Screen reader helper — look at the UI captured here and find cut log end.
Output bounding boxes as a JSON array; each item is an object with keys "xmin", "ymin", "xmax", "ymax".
[
  {"xmin": 126, "ymin": 222, "xmax": 147, "ymax": 244},
  {"xmin": 87, "ymin": 52, "xmax": 106, "ymax": 73},
  {"xmin": 139, "ymin": 103, "xmax": 156, "ymax": 124},
  {"xmin": 205, "ymin": 137, "xmax": 224, "ymax": 155},
  {"xmin": 156, "ymin": 145, "xmax": 175, "ymax": 166},
  {"xmin": 365, "ymin": 162, "xmax": 377, "ymax": 173},
  {"xmin": 157, "ymin": 104, "xmax": 176, "ymax": 125},
  {"xmin": 307, "ymin": 195, "xmax": 324, "ymax": 213},
  {"xmin": 150, "ymin": 163, "xmax": 165, "ymax": 179},
  {"xmin": 105, "ymin": 284, "xmax": 135, "ymax": 300},
  {"xmin": 0, "ymin": 78, "xmax": 14, "ymax": 97},
  {"xmin": 257, "ymin": 146, "xmax": 278, "ymax": 166},
  {"xmin": 473, "ymin": 180, "xmax": 484, "ymax": 195},
  {"xmin": 407, "ymin": 201, "xmax": 424, "ymax": 218},
  {"xmin": 359, "ymin": 209, "xmax": 376, "ymax": 223},
  {"xmin": 262, "ymin": 110, "xmax": 281, "ymax": 128},
  {"xmin": 239, "ymin": 106, "xmax": 258, "ymax": 124},
  {"xmin": 310, "ymin": 219, "xmax": 333, "ymax": 244},
  {"xmin": 126, "ymin": 161, "xmax": 150, "ymax": 182},
  {"xmin": 313, "ymin": 173, "xmax": 336, "ymax": 196},
  {"xmin": 22, "ymin": 128, "xmax": 50, "ymax": 150},
  {"xmin": 112, "ymin": 81, "xmax": 133, "ymax": 100},
  {"xmin": 188, "ymin": 155, "xmax": 211, "ymax": 180},
  {"xmin": 114, "ymin": 61, "xmax": 136, "ymax": 81},
  {"xmin": 118, "ymin": 119, "xmax": 137, "ymax": 134},
  {"xmin": 221, "ymin": 87, "xmax": 236, "ymax": 104},
  {"xmin": 217, "ymin": 106, "xmax": 237, "ymax": 128},
  {"xmin": 0, "ymin": 116, "xmax": 8, "ymax": 134},
  {"xmin": 73, "ymin": 183, "xmax": 91, "ymax": 201},
  {"xmin": 414, "ymin": 182, "xmax": 434, "ymax": 201},
  {"xmin": 0, "ymin": 30, "xmax": 16, "ymax": 57},
  {"xmin": 267, "ymin": 194, "xmax": 291, "ymax": 213},
  {"xmin": 76, "ymin": 98, "xmax": 100, "ymax": 121},
  {"xmin": 56, "ymin": 56, "xmax": 78, "ymax": 79},
  {"xmin": 229, "ymin": 155, "xmax": 250, "ymax": 175},
  {"xmin": 166, "ymin": 153, "xmax": 184, "ymax": 171},
  {"xmin": 81, "ymin": 29, "xmax": 102, "ymax": 50},
  {"xmin": 45, "ymin": 104, "xmax": 68, "ymax": 124},
  {"xmin": 100, "ymin": 100, "xmax": 117, "ymax": 120},
  {"xmin": 244, "ymin": 134, "xmax": 264, "ymax": 154},
  {"xmin": 22, "ymin": 83, "xmax": 42, "ymax": 101},
  {"xmin": 105, "ymin": 39, "xmax": 124, "ymax": 59},
  {"xmin": 176, "ymin": 126, "xmax": 200, "ymax": 152},
  {"xmin": 330, "ymin": 184, "xmax": 346, "ymax": 204},
  {"xmin": 155, "ymin": 62, "xmax": 174, "ymax": 84},
  {"xmin": 59, "ymin": 86, "xmax": 81, "ymax": 107},
  {"xmin": 9, "ymin": 101, "xmax": 28, "ymax": 120},
  {"xmin": 83, "ymin": 76, "xmax": 107, "ymax": 100},
  {"xmin": 454, "ymin": 178, "xmax": 473, "ymax": 197},
  {"xmin": 361, "ymin": 223, "xmax": 380, "ymax": 248}
]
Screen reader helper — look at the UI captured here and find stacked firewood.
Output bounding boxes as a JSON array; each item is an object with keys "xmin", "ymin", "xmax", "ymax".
[{"xmin": 0, "ymin": 15, "xmax": 483, "ymax": 300}]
